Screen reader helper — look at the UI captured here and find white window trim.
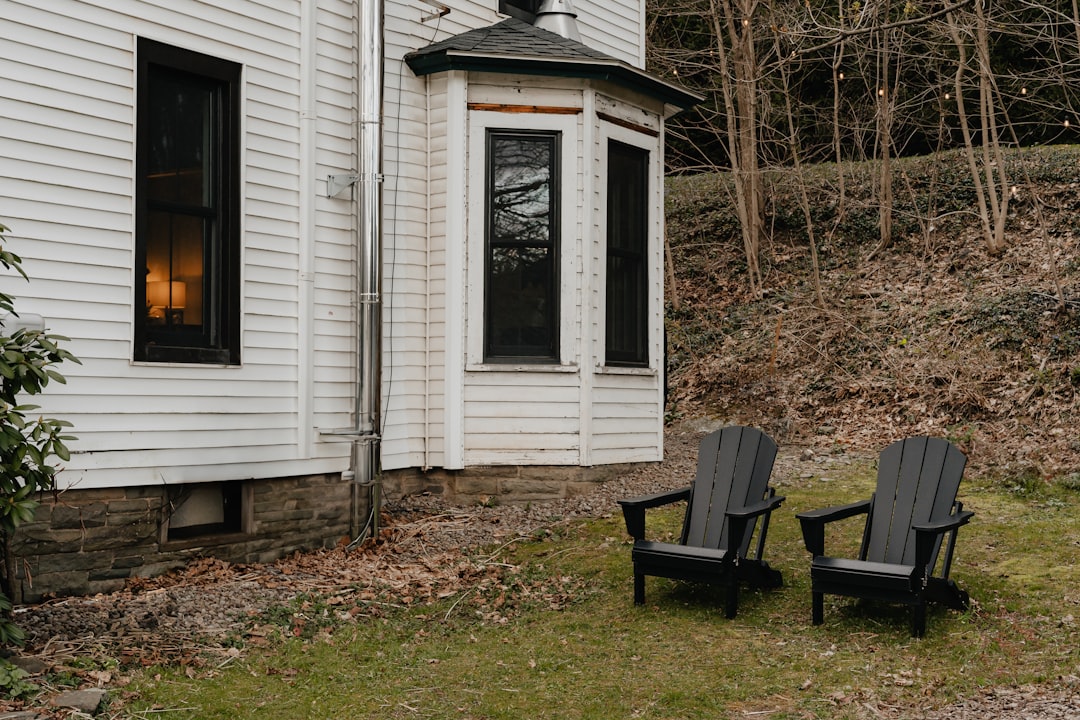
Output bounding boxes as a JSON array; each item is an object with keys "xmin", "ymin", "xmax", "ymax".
[
  {"xmin": 596, "ymin": 115, "xmax": 664, "ymax": 373},
  {"xmin": 465, "ymin": 109, "xmax": 582, "ymax": 370}
]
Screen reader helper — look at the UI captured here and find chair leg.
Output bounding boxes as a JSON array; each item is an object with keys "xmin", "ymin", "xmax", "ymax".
[
  {"xmin": 912, "ymin": 602, "xmax": 926, "ymax": 638},
  {"xmin": 812, "ymin": 591, "xmax": 824, "ymax": 625},
  {"xmin": 633, "ymin": 572, "xmax": 645, "ymax": 605},
  {"xmin": 725, "ymin": 581, "xmax": 739, "ymax": 619}
]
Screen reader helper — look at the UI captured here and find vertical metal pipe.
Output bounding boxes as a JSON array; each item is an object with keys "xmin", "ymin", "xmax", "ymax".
[{"xmin": 356, "ymin": 0, "xmax": 383, "ymax": 536}]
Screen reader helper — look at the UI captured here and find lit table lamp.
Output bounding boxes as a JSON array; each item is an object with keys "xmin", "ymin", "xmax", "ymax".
[{"xmin": 147, "ymin": 280, "xmax": 186, "ymax": 324}]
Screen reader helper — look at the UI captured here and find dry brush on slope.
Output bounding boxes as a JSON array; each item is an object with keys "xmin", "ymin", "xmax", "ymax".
[{"xmin": 664, "ymin": 145, "xmax": 1080, "ymax": 481}]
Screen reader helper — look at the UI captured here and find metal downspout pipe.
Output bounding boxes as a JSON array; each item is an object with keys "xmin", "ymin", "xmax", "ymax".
[{"xmin": 355, "ymin": 0, "xmax": 384, "ymax": 539}]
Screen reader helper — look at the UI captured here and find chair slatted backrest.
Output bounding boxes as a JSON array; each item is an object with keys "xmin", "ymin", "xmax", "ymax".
[
  {"xmin": 863, "ymin": 437, "xmax": 967, "ymax": 569},
  {"xmin": 682, "ymin": 426, "xmax": 778, "ymax": 553}
]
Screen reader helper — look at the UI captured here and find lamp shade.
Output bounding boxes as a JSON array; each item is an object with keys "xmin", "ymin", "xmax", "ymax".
[{"xmin": 147, "ymin": 280, "xmax": 187, "ymax": 309}]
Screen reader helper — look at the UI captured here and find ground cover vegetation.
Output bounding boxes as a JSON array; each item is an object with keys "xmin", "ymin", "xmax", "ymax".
[
  {"xmin": 28, "ymin": 143, "xmax": 1079, "ymax": 718},
  {"xmin": 121, "ymin": 465, "xmax": 1080, "ymax": 719}
]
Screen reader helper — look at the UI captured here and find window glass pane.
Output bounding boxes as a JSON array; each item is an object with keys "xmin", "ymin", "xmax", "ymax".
[
  {"xmin": 607, "ymin": 254, "xmax": 637, "ymax": 342},
  {"xmin": 606, "ymin": 141, "xmax": 649, "ymax": 366},
  {"xmin": 491, "ymin": 137, "xmax": 552, "ymax": 247},
  {"xmin": 486, "ymin": 132, "xmax": 558, "ymax": 360},
  {"xmin": 488, "ymin": 246, "xmax": 553, "ymax": 351},
  {"xmin": 146, "ymin": 211, "xmax": 205, "ymax": 328},
  {"xmin": 147, "ymin": 73, "xmax": 211, "ymax": 207}
]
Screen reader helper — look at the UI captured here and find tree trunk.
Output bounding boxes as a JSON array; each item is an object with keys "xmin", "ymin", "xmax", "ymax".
[
  {"xmin": 711, "ymin": 0, "xmax": 764, "ymax": 297},
  {"xmin": 945, "ymin": 10, "xmax": 996, "ymax": 253}
]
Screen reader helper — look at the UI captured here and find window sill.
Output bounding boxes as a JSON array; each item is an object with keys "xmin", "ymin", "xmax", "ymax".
[
  {"xmin": 161, "ymin": 531, "xmax": 252, "ymax": 551},
  {"xmin": 132, "ymin": 361, "xmax": 240, "ymax": 370},
  {"xmin": 466, "ymin": 362, "xmax": 579, "ymax": 373},
  {"xmin": 597, "ymin": 365, "xmax": 657, "ymax": 376}
]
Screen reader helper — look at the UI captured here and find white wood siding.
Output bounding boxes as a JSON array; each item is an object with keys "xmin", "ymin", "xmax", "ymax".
[
  {"xmin": 378, "ymin": 2, "xmax": 455, "ymax": 471},
  {"xmin": 574, "ymin": 0, "xmax": 645, "ymax": 67},
  {"xmin": 312, "ymin": 0, "xmax": 361, "ymax": 440},
  {"xmin": 587, "ymin": 96, "xmax": 666, "ymax": 465},
  {"xmin": 0, "ymin": 0, "xmax": 659, "ymax": 493},
  {"xmin": 0, "ymin": 0, "xmax": 357, "ymax": 488}
]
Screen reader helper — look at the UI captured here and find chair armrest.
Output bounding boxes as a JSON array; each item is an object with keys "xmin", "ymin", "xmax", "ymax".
[
  {"xmin": 618, "ymin": 486, "xmax": 691, "ymax": 541},
  {"xmin": 796, "ymin": 498, "xmax": 872, "ymax": 557},
  {"xmin": 727, "ymin": 493, "xmax": 785, "ymax": 520},
  {"xmin": 725, "ymin": 492, "xmax": 785, "ymax": 563},
  {"xmin": 912, "ymin": 510, "xmax": 974, "ymax": 535},
  {"xmin": 796, "ymin": 498, "xmax": 872, "ymax": 524},
  {"xmin": 913, "ymin": 509, "xmax": 975, "ymax": 574}
]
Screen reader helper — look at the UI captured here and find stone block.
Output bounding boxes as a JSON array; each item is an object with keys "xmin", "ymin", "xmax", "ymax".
[
  {"xmin": 22, "ymin": 570, "xmax": 89, "ymax": 601},
  {"xmin": 50, "ymin": 688, "xmax": 107, "ymax": 714},
  {"xmin": 524, "ymin": 466, "xmax": 585, "ymax": 483},
  {"xmin": 14, "ymin": 528, "xmax": 85, "ymax": 554},
  {"xmin": 34, "ymin": 550, "xmax": 116, "ymax": 575},
  {"xmin": 453, "ymin": 475, "xmax": 502, "ymax": 497},
  {"xmin": 469, "ymin": 465, "xmax": 522, "ymax": 479},
  {"xmin": 109, "ymin": 555, "xmax": 144, "ymax": 570},
  {"xmin": 500, "ymin": 478, "xmax": 566, "ymax": 501},
  {"xmin": 50, "ymin": 503, "xmax": 107, "ymax": 530},
  {"xmin": 30, "ymin": 503, "xmax": 52, "ymax": 523},
  {"xmin": 256, "ymin": 509, "xmax": 318, "ymax": 524},
  {"xmin": 56, "ymin": 488, "xmax": 127, "ymax": 503},
  {"xmin": 107, "ymin": 498, "xmax": 162, "ymax": 515},
  {"xmin": 89, "ymin": 566, "xmax": 134, "ymax": 581},
  {"xmin": 82, "ymin": 521, "xmax": 159, "ymax": 551}
]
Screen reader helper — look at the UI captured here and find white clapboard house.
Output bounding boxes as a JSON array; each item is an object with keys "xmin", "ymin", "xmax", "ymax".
[{"xmin": 0, "ymin": 0, "xmax": 697, "ymax": 600}]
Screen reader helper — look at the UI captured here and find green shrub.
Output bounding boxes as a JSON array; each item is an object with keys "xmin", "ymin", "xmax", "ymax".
[{"xmin": 0, "ymin": 222, "xmax": 79, "ymax": 681}]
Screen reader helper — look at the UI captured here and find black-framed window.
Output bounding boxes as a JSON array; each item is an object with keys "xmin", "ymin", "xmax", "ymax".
[
  {"xmin": 499, "ymin": 0, "xmax": 541, "ymax": 22},
  {"xmin": 135, "ymin": 39, "xmax": 241, "ymax": 365},
  {"xmin": 605, "ymin": 140, "xmax": 649, "ymax": 366},
  {"xmin": 485, "ymin": 130, "xmax": 560, "ymax": 362}
]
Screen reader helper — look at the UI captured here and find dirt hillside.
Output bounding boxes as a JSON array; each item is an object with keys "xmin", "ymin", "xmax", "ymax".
[{"xmin": 663, "ymin": 145, "xmax": 1080, "ymax": 482}]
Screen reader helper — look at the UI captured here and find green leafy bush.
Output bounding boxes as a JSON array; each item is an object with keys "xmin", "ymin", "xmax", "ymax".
[{"xmin": 0, "ymin": 222, "xmax": 78, "ymax": 675}]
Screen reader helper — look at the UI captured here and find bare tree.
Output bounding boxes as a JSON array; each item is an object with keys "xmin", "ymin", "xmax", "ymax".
[{"xmin": 709, "ymin": 0, "xmax": 766, "ymax": 297}]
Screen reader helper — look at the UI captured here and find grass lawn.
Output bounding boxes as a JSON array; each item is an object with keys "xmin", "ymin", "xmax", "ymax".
[{"xmin": 121, "ymin": 459, "xmax": 1080, "ymax": 719}]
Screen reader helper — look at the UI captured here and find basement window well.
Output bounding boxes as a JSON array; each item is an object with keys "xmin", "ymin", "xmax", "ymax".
[{"xmin": 164, "ymin": 481, "xmax": 248, "ymax": 542}]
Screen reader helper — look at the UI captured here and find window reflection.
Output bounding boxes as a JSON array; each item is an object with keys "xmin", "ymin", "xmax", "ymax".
[{"xmin": 486, "ymin": 132, "xmax": 559, "ymax": 360}]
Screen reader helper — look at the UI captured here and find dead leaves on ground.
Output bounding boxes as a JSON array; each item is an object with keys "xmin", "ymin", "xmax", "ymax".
[
  {"xmin": 245, "ymin": 552, "xmax": 589, "ymax": 645},
  {"xmin": 119, "ymin": 511, "xmax": 590, "ymax": 659}
]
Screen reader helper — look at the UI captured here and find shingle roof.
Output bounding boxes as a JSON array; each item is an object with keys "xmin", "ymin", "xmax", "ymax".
[
  {"xmin": 407, "ymin": 18, "xmax": 613, "ymax": 62},
  {"xmin": 403, "ymin": 18, "xmax": 701, "ymax": 110}
]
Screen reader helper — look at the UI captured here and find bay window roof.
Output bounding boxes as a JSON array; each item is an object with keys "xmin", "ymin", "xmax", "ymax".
[{"xmin": 404, "ymin": 18, "xmax": 701, "ymax": 112}]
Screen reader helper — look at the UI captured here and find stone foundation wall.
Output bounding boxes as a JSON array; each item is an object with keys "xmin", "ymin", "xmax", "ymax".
[
  {"xmin": 381, "ymin": 462, "xmax": 648, "ymax": 505},
  {"xmin": 10, "ymin": 473, "xmax": 361, "ymax": 604},
  {"xmin": 7, "ymin": 463, "xmax": 647, "ymax": 603}
]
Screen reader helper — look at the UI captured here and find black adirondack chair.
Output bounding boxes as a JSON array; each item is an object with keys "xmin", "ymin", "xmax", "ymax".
[
  {"xmin": 618, "ymin": 426, "xmax": 784, "ymax": 618},
  {"xmin": 796, "ymin": 436, "xmax": 974, "ymax": 637}
]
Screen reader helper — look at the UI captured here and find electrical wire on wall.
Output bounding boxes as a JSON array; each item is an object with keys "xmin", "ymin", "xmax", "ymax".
[{"xmin": 380, "ymin": 6, "xmax": 447, "ymax": 443}]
